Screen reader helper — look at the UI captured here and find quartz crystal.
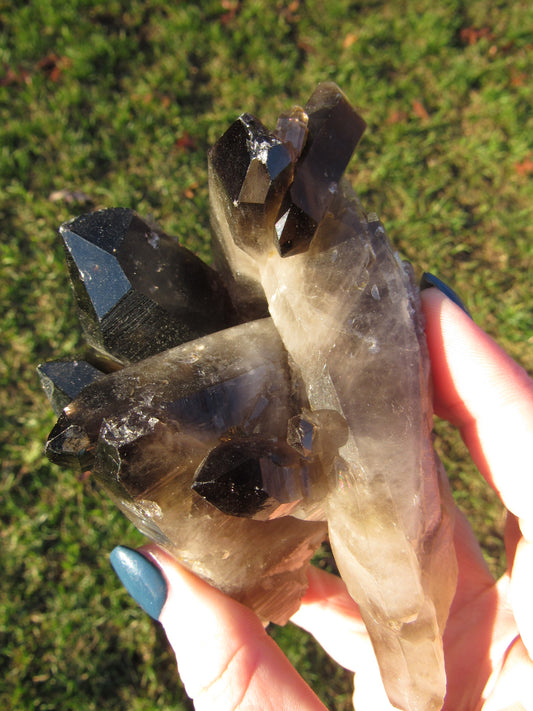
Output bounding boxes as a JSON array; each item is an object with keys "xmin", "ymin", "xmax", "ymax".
[
  {"xmin": 42, "ymin": 82, "xmax": 457, "ymax": 711},
  {"xmin": 60, "ymin": 208, "xmax": 237, "ymax": 368},
  {"xmin": 46, "ymin": 319, "xmax": 326, "ymax": 623},
  {"xmin": 37, "ymin": 360, "xmax": 103, "ymax": 415}
]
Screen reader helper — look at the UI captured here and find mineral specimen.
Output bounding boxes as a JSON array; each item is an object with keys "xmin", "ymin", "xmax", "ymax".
[{"xmin": 41, "ymin": 83, "xmax": 457, "ymax": 711}]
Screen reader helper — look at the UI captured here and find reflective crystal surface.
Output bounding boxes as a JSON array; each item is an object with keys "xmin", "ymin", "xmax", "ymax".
[
  {"xmin": 61, "ymin": 208, "xmax": 236, "ymax": 367},
  {"xmin": 274, "ymin": 83, "xmax": 366, "ymax": 256},
  {"xmin": 37, "ymin": 360, "xmax": 103, "ymax": 415},
  {"xmin": 42, "ymin": 83, "xmax": 457, "ymax": 711},
  {"xmin": 274, "ymin": 106, "xmax": 308, "ymax": 161},
  {"xmin": 191, "ymin": 435, "xmax": 324, "ymax": 520}
]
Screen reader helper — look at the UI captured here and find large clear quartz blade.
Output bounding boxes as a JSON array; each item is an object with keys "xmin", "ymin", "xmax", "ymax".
[{"xmin": 209, "ymin": 83, "xmax": 457, "ymax": 711}]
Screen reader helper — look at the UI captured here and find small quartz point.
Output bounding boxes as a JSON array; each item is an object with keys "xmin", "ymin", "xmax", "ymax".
[
  {"xmin": 274, "ymin": 83, "xmax": 367, "ymax": 257},
  {"xmin": 287, "ymin": 408, "xmax": 349, "ymax": 460},
  {"xmin": 37, "ymin": 360, "xmax": 103, "ymax": 415},
  {"xmin": 209, "ymin": 82, "xmax": 458, "ymax": 711},
  {"xmin": 46, "ymin": 319, "xmax": 327, "ymax": 624},
  {"xmin": 192, "ymin": 435, "xmax": 325, "ymax": 521},
  {"xmin": 274, "ymin": 106, "xmax": 309, "ymax": 161},
  {"xmin": 60, "ymin": 208, "xmax": 236, "ymax": 368}
]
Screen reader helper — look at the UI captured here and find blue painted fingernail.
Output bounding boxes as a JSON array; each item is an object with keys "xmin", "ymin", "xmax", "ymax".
[
  {"xmin": 110, "ymin": 546, "xmax": 167, "ymax": 620},
  {"xmin": 420, "ymin": 272, "xmax": 472, "ymax": 319}
]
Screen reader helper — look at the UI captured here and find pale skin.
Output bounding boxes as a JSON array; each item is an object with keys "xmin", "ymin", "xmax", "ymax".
[{"xmin": 142, "ymin": 289, "xmax": 533, "ymax": 711}]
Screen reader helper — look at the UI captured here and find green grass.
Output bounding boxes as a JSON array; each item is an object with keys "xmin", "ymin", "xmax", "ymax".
[{"xmin": 1, "ymin": 0, "xmax": 532, "ymax": 708}]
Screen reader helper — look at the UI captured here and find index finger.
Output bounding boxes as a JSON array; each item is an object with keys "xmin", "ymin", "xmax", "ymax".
[{"xmin": 421, "ymin": 288, "xmax": 533, "ymax": 535}]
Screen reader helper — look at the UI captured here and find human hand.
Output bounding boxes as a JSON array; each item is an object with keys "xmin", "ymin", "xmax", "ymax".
[{"xmin": 111, "ymin": 287, "xmax": 533, "ymax": 710}]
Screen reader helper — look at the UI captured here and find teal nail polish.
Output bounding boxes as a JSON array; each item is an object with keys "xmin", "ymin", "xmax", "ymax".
[
  {"xmin": 420, "ymin": 272, "xmax": 472, "ymax": 319},
  {"xmin": 110, "ymin": 546, "xmax": 167, "ymax": 620}
]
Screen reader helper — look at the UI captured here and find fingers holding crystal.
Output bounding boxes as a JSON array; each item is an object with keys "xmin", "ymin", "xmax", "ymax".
[
  {"xmin": 292, "ymin": 568, "xmax": 396, "ymax": 710},
  {"xmin": 292, "ymin": 567, "xmax": 369, "ymax": 672},
  {"xmin": 480, "ymin": 636, "xmax": 533, "ymax": 711},
  {"xmin": 509, "ymin": 538, "xmax": 533, "ymax": 660},
  {"xmin": 422, "ymin": 288, "xmax": 533, "ymax": 660}
]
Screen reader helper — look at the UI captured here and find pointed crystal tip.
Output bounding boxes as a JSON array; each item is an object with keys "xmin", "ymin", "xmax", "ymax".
[
  {"xmin": 37, "ymin": 360, "xmax": 103, "ymax": 415},
  {"xmin": 45, "ymin": 416, "xmax": 92, "ymax": 468},
  {"xmin": 59, "ymin": 208, "xmax": 236, "ymax": 366}
]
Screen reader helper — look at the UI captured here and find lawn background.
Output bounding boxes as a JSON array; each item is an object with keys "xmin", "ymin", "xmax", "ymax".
[{"xmin": 1, "ymin": 1, "xmax": 532, "ymax": 709}]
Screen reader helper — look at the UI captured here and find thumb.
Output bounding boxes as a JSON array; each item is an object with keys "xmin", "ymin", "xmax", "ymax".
[{"xmin": 140, "ymin": 545, "xmax": 327, "ymax": 711}]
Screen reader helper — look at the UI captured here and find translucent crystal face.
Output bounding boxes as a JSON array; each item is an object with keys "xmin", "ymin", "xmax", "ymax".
[{"xmin": 41, "ymin": 83, "xmax": 457, "ymax": 711}]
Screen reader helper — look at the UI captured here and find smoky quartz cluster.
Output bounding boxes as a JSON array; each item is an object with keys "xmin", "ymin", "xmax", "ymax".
[{"xmin": 41, "ymin": 84, "xmax": 457, "ymax": 711}]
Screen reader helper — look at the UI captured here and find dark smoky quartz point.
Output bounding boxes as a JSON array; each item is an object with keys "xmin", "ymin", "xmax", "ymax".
[
  {"xmin": 192, "ymin": 438, "xmax": 273, "ymax": 518},
  {"xmin": 37, "ymin": 360, "xmax": 103, "ymax": 415},
  {"xmin": 209, "ymin": 113, "xmax": 293, "ymax": 207},
  {"xmin": 300, "ymin": 82, "xmax": 367, "ymax": 216},
  {"xmin": 208, "ymin": 113, "xmax": 294, "ymax": 259},
  {"xmin": 274, "ymin": 199, "xmax": 318, "ymax": 257},
  {"xmin": 61, "ymin": 208, "xmax": 236, "ymax": 367},
  {"xmin": 273, "ymin": 82, "xmax": 367, "ymax": 257},
  {"xmin": 191, "ymin": 436, "xmax": 324, "ymax": 520}
]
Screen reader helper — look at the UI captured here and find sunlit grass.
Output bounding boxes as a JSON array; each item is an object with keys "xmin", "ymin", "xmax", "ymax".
[{"xmin": 1, "ymin": 1, "xmax": 531, "ymax": 708}]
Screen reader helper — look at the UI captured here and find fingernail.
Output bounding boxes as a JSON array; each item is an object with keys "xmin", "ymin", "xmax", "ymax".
[
  {"xmin": 110, "ymin": 546, "xmax": 167, "ymax": 620},
  {"xmin": 420, "ymin": 272, "xmax": 472, "ymax": 319}
]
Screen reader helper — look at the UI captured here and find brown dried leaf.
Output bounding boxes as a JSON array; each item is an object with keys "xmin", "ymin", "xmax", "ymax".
[
  {"xmin": 281, "ymin": 1, "xmax": 300, "ymax": 23},
  {"xmin": 514, "ymin": 156, "xmax": 533, "ymax": 176},
  {"xmin": 412, "ymin": 100, "xmax": 430, "ymax": 121},
  {"xmin": 220, "ymin": 0, "xmax": 240, "ymax": 24},
  {"xmin": 297, "ymin": 38, "xmax": 315, "ymax": 54},
  {"xmin": 36, "ymin": 53, "xmax": 71, "ymax": 82},
  {"xmin": 460, "ymin": 26, "xmax": 494, "ymax": 45},
  {"xmin": 511, "ymin": 71, "xmax": 528, "ymax": 87},
  {"xmin": 0, "ymin": 64, "xmax": 31, "ymax": 87},
  {"xmin": 184, "ymin": 181, "xmax": 199, "ymax": 199},
  {"xmin": 386, "ymin": 109, "xmax": 409, "ymax": 125},
  {"xmin": 342, "ymin": 33, "xmax": 358, "ymax": 49},
  {"xmin": 175, "ymin": 132, "xmax": 197, "ymax": 152}
]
